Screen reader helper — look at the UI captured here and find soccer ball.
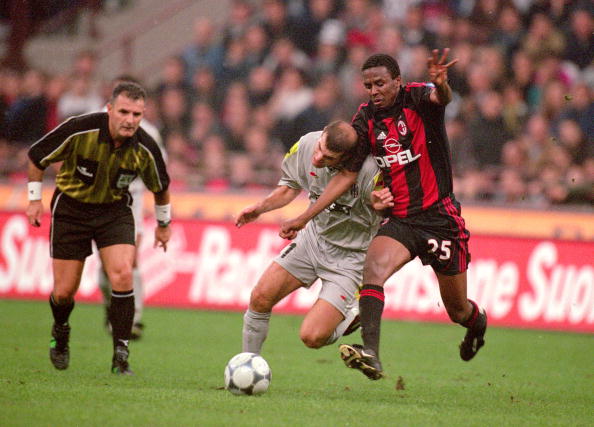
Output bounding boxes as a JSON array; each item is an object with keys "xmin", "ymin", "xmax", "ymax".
[{"xmin": 224, "ymin": 352, "xmax": 271, "ymax": 396}]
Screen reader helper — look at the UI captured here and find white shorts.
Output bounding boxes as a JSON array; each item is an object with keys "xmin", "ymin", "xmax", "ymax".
[{"xmin": 273, "ymin": 226, "xmax": 364, "ymax": 316}]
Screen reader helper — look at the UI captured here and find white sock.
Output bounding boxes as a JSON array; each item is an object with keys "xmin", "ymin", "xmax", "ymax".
[
  {"xmin": 242, "ymin": 309, "xmax": 271, "ymax": 354},
  {"xmin": 132, "ymin": 268, "xmax": 143, "ymax": 325},
  {"xmin": 325, "ymin": 308, "xmax": 357, "ymax": 345}
]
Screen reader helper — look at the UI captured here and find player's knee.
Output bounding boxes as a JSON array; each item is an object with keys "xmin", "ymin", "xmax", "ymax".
[
  {"xmin": 249, "ymin": 288, "xmax": 274, "ymax": 313},
  {"xmin": 108, "ymin": 265, "xmax": 133, "ymax": 289},
  {"xmin": 299, "ymin": 330, "xmax": 326, "ymax": 349}
]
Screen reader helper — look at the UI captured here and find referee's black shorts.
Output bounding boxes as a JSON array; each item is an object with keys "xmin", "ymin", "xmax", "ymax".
[
  {"xmin": 376, "ymin": 195, "xmax": 471, "ymax": 275},
  {"xmin": 49, "ymin": 189, "xmax": 135, "ymax": 260}
]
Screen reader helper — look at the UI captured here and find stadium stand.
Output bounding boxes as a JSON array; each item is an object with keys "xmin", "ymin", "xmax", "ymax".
[{"xmin": 0, "ymin": 0, "xmax": 592, "ymax": 208}]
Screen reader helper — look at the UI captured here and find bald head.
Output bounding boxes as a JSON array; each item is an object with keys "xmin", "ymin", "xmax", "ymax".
[
  {"xmin": 324, "ymin": 120, "xmax": 358, "ymax": 154},
  {"xmin": 311, "ymin": 120, "xmax": 358, "ymax": 169}
]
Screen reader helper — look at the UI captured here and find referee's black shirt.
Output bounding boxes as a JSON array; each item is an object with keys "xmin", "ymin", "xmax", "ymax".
[{"xmin": 28, "ymin": 112, "xmax": 169, "ymax": 204}]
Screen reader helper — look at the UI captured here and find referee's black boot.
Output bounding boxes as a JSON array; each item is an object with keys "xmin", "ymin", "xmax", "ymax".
[
  {"xmin": 49, "ymin": 323, "xmax": 70, "ymax": 370},
  {"xmin": 111, "ymin": 345, "xmax": 134, "ymax": 375}
]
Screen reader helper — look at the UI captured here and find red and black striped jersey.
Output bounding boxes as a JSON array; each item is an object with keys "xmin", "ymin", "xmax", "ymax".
[{"xmin": 351, "ymin": 82, "xmax": 453, "ymax": 218}]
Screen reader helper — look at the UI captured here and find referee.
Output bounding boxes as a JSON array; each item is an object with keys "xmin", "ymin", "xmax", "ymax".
[{"xmin": 26, "ymin": 82, "xmax": 171, "ymax": 375}]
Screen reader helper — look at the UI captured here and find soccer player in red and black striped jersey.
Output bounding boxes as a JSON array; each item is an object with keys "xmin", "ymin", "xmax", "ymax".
[{"xmin": 281, "ymin": 50, "xmax": 487, "ymax": 380}]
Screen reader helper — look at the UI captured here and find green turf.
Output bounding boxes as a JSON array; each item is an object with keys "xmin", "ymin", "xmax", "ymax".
[{"xmin": 0, "ymin": 299, "xmax": 592, "ymax": 426}]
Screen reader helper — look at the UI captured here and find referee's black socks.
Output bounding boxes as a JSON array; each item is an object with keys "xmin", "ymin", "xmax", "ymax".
[
  {"xmin": 49, "ymin": 294, "xmax": 74, "ymax": 325},
  {"xmin": 359, "ymin": 284, "xmax": 385, "ymax": 356},
  {"xmin": 109, "ymin": 290, "xmax": 134, "ymax": 349}
]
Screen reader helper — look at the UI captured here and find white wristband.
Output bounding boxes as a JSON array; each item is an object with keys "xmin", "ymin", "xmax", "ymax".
[
  {"xmin": 155, "ymin": 204, "xmax": 171, "ymax": 227},
  {"xmin": 28, "ymin": 182, "xmax": 42, "ymax": 201}
]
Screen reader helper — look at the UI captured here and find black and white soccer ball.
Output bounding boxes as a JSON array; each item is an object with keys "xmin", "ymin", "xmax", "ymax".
[{"xmin": 224, "ymin": 352, "xmax": 271, "ymax": 395}]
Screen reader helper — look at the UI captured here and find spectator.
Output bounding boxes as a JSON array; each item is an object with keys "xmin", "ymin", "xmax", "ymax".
[
  {"xmin": 520, "ymin": 12, "xmax": 565, "ymax": 64},
  {"xmin": 57, "ymin": 73, "xmax": 103, "ymax": 120},
  {"xmin": 220, "ymin": 81, "xmax": 251, "ymax": 152},
  {"xmin": 258, "ymin": 0, "xmax": 295, "ymax": 42},
  {"xmin": 200, "ymin": 133, "xmax": 230, "ymax": 191},
  {"xmin": 243, "ymin": 24, "xmax": 271, "ymax": 70},
  {"xmin": 491, "ymin": 5, "xmax": 524, "ymax": 62},
  {"xmin": 468, "ymin": 90, "xmax": 512, "ymax": 168},
  {"xmin": 154, "ymin": 56, "xmax": 191, "ymax": 101},
  {"xmin": 289, "ymin": 75, "xmax": 342, "ymax": 144},
  {"xmin": 399, "ymin": 4, "xmax": 436, "ymax": 47},
  {"xmin": 220, "ymin": 37, "xmax": 250, "ymax": 84},
  {"xmin": 563, "ymin": 7, "xmax": 594, "ymax": 70},
  {"xmin": 243, "ymin": 126, "xmax": 283, "ymax": 187},
  {"xmin": 3, "ymin": 68, "xmax": 48, "ymax": 144},
  {"xmin": 559, "ymin": 82, "xmax": 593, "ymax": 141},
  {"xmin": 468, "ymin": 0, "xmax": 515, "ymax": 44},
  {"xmin": 510, "ymin": 49, "xmax": 539, "ymax": 107},
  {"xmin": 182, "ymin": 17, "xmax": 224, "ymax": 84},
  {"xmin": 221, "ymin": 0, "xmax": 254, "ymax": 49},
  {"xmin": 501, "ymin": 84, "xmax": 529, "ymax": 136},
  {"xmin": 158, "ymin": 87, "xmax": 190, "ymax": 141},
  {"xmin": 263, "ymin": 37, "xmax": 310, "ymax": 77},
  {"xmin": 291, "ymin": 0, "xmax": 339, "ymax": 56},
  {"xmin": 268, "ymin": 67, "xmax": 314, "ymax": 149},
  {"xmin": 188, "ymin": 101, "xmax": 222, "ymax": 148},
  {"xmin": 309, "ymin": 20, "xmax": 345, "ymax": 83},
  {"xmin": 188, "ymin": 66, "xmax": 221, "ymax": 111},
  {"xmin": 246, "ymin": 66, "xmax": 275, "ymax": 106}
]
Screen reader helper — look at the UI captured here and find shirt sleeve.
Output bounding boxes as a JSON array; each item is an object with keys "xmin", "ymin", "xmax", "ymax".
[
  {"xmin": 277, "ymin": 139, "xmax": 303, "ymax": 190},
  {"xmin": 359, "ymin": 159, "xmax": 383, "ymax": 205},
  {"xmin": 409, "ymin": 83, "xmax": 445, "ymax": 117},
  {"xmin": 137, "ymin": 129, "xmax": 170, "ymax": 193},
  {"xmin": 27, "ymin": 116, "xmax": 83, "ymax": 169}
]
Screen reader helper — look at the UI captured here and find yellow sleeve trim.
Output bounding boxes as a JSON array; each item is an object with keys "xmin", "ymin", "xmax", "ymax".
[
  {"xmin": 284, "ymin": 140, "xmax": 300, "ymax": 159},
  {"xmin": 373, "ymin": 172, "xmax": 384, "ymax": 191}
]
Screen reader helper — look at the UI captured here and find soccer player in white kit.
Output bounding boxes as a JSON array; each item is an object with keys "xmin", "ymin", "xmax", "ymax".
[{"xmin": 236, "ymin": 121, "xmax": 394, "ymax": 355}]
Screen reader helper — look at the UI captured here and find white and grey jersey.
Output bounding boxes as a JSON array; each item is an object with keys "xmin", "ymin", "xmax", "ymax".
[{"xmin": 279, "ymin": 131, "xmax": 383, "ymax": 251}]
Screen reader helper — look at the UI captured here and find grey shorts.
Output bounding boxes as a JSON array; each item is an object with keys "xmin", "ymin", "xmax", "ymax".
[{"xmin": 274, "ymin": 226, "xmax": 364, "ymax": 316}]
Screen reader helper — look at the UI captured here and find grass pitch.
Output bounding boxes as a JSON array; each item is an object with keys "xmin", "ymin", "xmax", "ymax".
[{"xmin": 0, "ymin": 299, "xmax": 592, "ymax": 426}]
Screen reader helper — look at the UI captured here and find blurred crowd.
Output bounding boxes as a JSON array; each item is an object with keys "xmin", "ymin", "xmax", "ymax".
[{"xmin": 0, "ymin": 0, "xmax": 592, "ymax": 207}]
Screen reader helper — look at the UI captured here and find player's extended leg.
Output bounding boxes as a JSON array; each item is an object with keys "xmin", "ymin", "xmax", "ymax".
[
  {"xmin": 100, "ymin": 243, "xmax": 135, "ymax": 375},
  {"xmin": 49, "ymin": 258, "xmax": 85, "ymax": 370},
  {"xmin": 436, "ymin": 271, "xmax": 487, "ymax": 361},
  {"xmin": 243, "ymin": 261, "xmax": 304, "ymax": 354},
  {"xmin": 300, "ymin": 299, "xmax": 346, "ymax": 348},
  {"xmin": 340, "ymin": 236, "xmax": 411, "ymax": 380}
]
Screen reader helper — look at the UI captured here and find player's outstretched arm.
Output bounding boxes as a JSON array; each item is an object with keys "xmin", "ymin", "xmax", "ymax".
[
  {"xmin": 236, "ymin": 185, "xmax": 301, "ymax": 228},
  {"xmin": 26, "ymin": 160, "xmax": 44, "ymax": 227},
  {"xmin": 279, "ymin": 170, "xmax": 357, "ymax": 239}
]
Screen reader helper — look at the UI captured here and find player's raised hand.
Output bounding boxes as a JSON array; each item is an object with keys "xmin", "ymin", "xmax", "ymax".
[
  {"xmin": 26, "ymin": 200, "xmax": 43, "ymax": 227},
  {"xmin": 235, "ymin": 205, "xmax": 260, "ymax": 228},
  {"xmin": 370, "ymin": 187, "xmax": 394, "ymax": 211},
  {"xmin": 427, "ymin": 48, "xmax": 458, "ymax": 87}
]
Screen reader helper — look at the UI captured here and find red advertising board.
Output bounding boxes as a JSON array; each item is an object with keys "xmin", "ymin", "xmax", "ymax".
[{"xmin": 0, "ymin": 212, "xmax": 592, "ymax": 333}]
